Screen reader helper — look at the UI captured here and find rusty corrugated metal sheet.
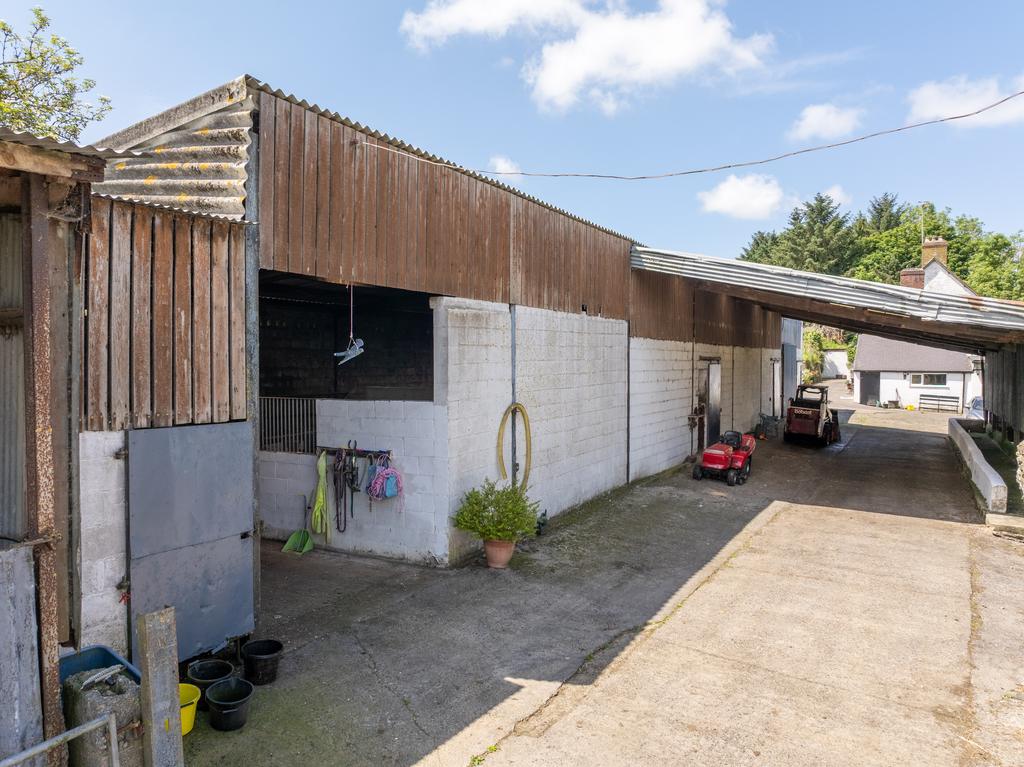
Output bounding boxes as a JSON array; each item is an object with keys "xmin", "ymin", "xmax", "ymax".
[
  {"xmin": 0, "ymin": 214, "xmax": 25, "ymax": 540},
  {"xmin": 94, "ymin": 96, "xmax": 253, "ymax": 218},
  {"xmin": 632, "ymin": 246, "xmax": 1024, "ymax": 348}
]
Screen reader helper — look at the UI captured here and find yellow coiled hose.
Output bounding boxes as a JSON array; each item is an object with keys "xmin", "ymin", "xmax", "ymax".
[{"xmin": 496, "ymin": 402, "xmax": 532, "ymax": 490}]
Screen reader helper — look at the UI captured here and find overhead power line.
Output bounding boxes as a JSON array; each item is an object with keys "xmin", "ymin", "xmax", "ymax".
[{"xmin": 362, "ymin": 89, "xmax": 1024, "ymax": 181}]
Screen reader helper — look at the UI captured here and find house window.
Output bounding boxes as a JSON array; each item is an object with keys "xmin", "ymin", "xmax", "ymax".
[{"xmin": 910, "ymin": 373, "xmax": 947, "ymax": 387}]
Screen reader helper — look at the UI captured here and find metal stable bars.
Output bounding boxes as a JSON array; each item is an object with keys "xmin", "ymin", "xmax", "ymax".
[{"xmin": 259, "ymin": 396, "xmax": 316, "ymax": 453}]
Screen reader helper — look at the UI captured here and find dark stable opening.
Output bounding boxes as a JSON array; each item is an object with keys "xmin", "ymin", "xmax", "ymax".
[{"xmin": 258, "ymin": 272, "xmax": 434, "ymax": 401}]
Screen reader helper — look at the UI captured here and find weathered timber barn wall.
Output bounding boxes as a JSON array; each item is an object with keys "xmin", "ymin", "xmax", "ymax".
[
  {"xmin": 78, "ymin": 197, "xmax": 253, "ymax": 659},
  {"xmin": 254, "ymin": 90, "xmax": 629, "ymax": 319},
  {"xmin": 985, "ymin": 345, "xmax": 1024, "ymax": 438},
  {"xmin": 93, "ymin": 76, "xmax": 783, "ymax": 566},
  {"xmin": 83, "ymin": 197, "xmax": 248, "ymax": 430}
]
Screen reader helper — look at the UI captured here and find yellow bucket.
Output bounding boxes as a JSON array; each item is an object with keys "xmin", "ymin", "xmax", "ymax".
[{"xmin": 179, "ymin": 683, "xmax": 201, "ymax": 735}]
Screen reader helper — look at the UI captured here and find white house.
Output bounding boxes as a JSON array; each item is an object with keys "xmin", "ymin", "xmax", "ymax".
[{"xmin": 852, "ymin": 237, "xmax": 983, "ymax": 412}]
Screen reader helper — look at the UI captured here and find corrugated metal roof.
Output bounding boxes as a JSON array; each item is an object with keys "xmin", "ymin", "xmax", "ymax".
[
  {"xmin": 0, "ymin": 127, "xmax": 131, "ymax": 160},
  {"xmin": 631, "ymin": 246, "xmax": 1024, "ymax": 344},
  {"xmin": 853, "ymin": 335, "xmax": 974, "ymax": 372},
  {"xmin": 93, "ymin": 93, "xmax": 252, "ymax": 219}
]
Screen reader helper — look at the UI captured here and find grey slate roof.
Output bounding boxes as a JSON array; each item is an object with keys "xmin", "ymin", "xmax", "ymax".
[{"xmin": 853, "ymin": 335, "xmax": 974, "ymax": 373}]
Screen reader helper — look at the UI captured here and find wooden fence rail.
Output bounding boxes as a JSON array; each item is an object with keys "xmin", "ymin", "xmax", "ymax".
[{"xmin": 84, "ymin": 198, "xmax": 247, "ymax": 431}]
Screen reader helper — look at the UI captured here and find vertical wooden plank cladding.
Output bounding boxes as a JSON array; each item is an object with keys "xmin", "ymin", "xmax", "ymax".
[
  {"xmin": 375, "ymin": 139, "xmax": 391, "ymax": 286},
  {"xmin": 86, "ymin": 197, "xmax": 110, "ymax": 430},
  {"xmin": 509, "ymin": 195, "xmax": 522, "ymax": 305},
  {"xmin": 151, "ymin": 211, "xmax": 174, "ymax": 427},
  {"xmin": 228, "ymin": 224, "xmax": 246, "ymax": 420},
  {"xmin": 258, "ymin": 91, "xmax": 276, "ymax": 269},
  {"xmin": 273, "ymin": 96, "xmax": 291, "ymax": 271},
  {"xmin": 302, "ymin": 108, "xmax": 318, "ymax": 275},
  {"xmin": 315, "ymin": 115, "xmax": 332, "ymax": 279},
  {"xmin": 210, "ymin": 221, "xmax": 231, "ymax": 422},
  {"xmin": 173, "ymin": 215, "xmax": 193, "ymax": 424},
  {"xmin": 257, "ymin": 109, "xmax": 633, "ymax": 313},
  {"xmin": 328, "ymin": 122, "xmax": 345, "ymax": 279},
  {"xmin": 288, "ymin": 102, "xmax": 305, "ymax": 274},
  {"xmin": 362, "ymin": 136, "xmax": 379, "ymax": 286},
  {"xmin": 350, "ymin": 131, "xmax": 367, "ymax": 282},
  {"xmin": 108, "ymin": 201, "xmax": 132, "ymax": 430},
  {"xmin": 131, "ymin": 210, "xmax": 153, "ymax": 428},
  {"xmin": 191, "ymin": 219, "xmax": 212, "ymax": 424}
]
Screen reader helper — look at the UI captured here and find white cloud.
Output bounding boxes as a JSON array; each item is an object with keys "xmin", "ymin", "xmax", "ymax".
[
  {"xmin": 787, "ymin": 103, "xmax": 863, "ymax": 141},
  {"xmin": 907, "ymin": 73, "xmax": 1024, "ymax": 127},
  {"xmin": 401, "ymin": 0, "xmax": 585, "ymax": 50},
  {"xmin": 823, "ymin": 184, "xmax": 852, "ymax": 206},
  {"xmin": 402, "ymin": 0, "xmax": 773, "ymax": 114},
  {"xmin": 488, "ymin": 155, "xmax": 522, "ymax": 175},
  {"xmin": 698, "ymin": 174, "xmax": 786, "ymax": 220}
]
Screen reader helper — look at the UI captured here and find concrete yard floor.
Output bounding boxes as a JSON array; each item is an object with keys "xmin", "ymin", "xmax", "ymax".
[{"xmin": 186, "ymin": 395, "xmax": 1024, "ymax": 767}]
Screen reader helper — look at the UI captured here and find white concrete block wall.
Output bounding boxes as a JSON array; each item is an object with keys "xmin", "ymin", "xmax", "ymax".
[
  {"xmin": 258, "ymin": 450, "xmax": 318, "ymax": 540},
  {"xmin": 731, "ymin": 346, "xmax": 761, "ymax": 433},
  {"xmin": 515, "ymin": 307, "xmax": 628, "ymax": 517},
  {"xmin": 257, "ymin": 400, "xmax": 450, "ymax": 564},
  {"xmin": 628, "ymin": 338, "xmax": 694, "ymax": 481},
  {"xmin": 77, "ymin": 430, "xmax": 128, "ymax": 655},
  {"xmin": 432, "ymin": 297, "xmax": 513, "ymax": 562}
]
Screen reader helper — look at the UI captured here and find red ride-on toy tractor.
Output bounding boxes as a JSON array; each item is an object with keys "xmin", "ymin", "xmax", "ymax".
[
  {"xmin": 783, "ymin": 384, "xmax": 841, "ymax": 446},
  {"xmin": 692, "ymin": 431, "xmax": 756, "ymax": 486}
]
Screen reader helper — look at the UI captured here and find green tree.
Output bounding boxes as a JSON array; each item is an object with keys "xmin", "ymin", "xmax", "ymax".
[
  {"xmin": 741, "ymin": 192, "xmax": 1023, "ymax": 300},
  {"xmin": 963, "ymin": 232, "xmax": 1023, "ymax": 300},
  {"xmin": 0, "ymin": 8, "xmax": 110, "ymax": 141},
  {"xmin": 849, "ymin": 203, "xmax": 997, "ymax": 285},
  {"xmin": 771, "ymin": 193, "xmax": 859, "ymax": 274},
  {"xmin": 740, "ymin": 192, "xmax": 858, "ymax": 274},
  {"xmin": 740, "ymin": 230, "xmax": 779, "ymax": 263},
  {"xmin": 864, "ymin": 193, "xmax": 908, "ymax": 233}
]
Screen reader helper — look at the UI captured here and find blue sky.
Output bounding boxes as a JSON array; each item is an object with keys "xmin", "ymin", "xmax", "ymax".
[{"xmin": 15, "ymin": 1, "xmax": 1024, "ymax": 256}]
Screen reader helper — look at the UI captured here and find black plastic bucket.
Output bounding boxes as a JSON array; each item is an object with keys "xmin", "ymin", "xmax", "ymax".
[
  {"xmin": 186, "ymin": 659, "xmax": 234, "ymax": 711},
  {"xmin": 205, "ymin": 678, "xmax": 255, "ymax": 731},
  {"xmin": 241, "ymin": 639, "xmax": 283, "ymax": 685}
]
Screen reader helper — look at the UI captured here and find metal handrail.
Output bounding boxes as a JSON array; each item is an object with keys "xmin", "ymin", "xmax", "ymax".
[{"xmin": 0, "ymin": 713, "xmax": 120, "ymax": 767}]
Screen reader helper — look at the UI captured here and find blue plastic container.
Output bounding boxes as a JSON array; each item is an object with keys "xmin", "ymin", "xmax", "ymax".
[{"xmin": 59, "ymin": 645, "xmax": 141, "ymax": 684}]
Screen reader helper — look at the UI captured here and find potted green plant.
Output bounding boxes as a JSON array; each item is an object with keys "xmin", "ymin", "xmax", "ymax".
[{"xmin": 454, "ymin": 479, "xmax": 540, "ymax": 569}]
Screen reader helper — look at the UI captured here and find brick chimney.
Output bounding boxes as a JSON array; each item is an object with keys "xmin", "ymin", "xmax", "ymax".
[
  {"xmin": 921, "ymin": 236, "xmax": 948, "ymax": 266},
  {"xmin": 900, "ymin": 267, "xmax": 925, "ymax": 289}
]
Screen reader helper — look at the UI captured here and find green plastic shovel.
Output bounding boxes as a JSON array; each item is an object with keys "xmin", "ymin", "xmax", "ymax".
[{"xmin": 282, "ymin": 493, "xmax": 314, "ymax": 554}]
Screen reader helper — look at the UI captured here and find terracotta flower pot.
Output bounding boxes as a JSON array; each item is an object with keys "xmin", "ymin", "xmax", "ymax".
[{"xmin": 483, "ymin": 539, "xmax": 515, "ymax": 569}]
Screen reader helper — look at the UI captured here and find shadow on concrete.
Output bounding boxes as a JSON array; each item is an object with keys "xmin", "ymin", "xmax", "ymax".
[{"xmin": 183, "ymin": 410, "xmax": 979, "ymax": 766}]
